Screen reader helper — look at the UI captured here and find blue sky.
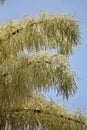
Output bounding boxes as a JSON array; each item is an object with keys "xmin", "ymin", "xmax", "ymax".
[{"xmin": 0, "ymin": 0, "xmax": 87, "ymax": 112}]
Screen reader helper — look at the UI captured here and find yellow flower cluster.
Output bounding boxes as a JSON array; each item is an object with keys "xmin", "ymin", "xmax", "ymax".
[
  {"xmin": 0, "ymin": 12, "xmax": 86, "ymax": 130},
  {"xmin": 0, "ymin": 12, "xmax": 80, "ymax": 60}
]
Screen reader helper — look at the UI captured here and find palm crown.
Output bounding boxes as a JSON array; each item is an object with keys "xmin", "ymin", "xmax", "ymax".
[{"xmin": 0, "ymin": 12, "xmax": 87, "ymax": 130}]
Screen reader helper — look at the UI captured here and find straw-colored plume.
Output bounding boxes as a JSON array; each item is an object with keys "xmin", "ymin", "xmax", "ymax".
[
  {"xmin": 0, "ymin": 12, "xmax": 80, "ymax": 60},
  {"xmin": 0, "ymin": 12, "xmax": 86, "ymax": 130}
]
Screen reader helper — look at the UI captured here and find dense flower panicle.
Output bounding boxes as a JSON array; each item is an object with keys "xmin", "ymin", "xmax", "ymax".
[
  {"xmin": 0, "ymin": 52, "xmax": 76, "ymax": 105},
  {"xmin": 0, "ymin": 94, "xmax": 87, "ymax": 130},
  {"xmin": 0, "ymin": 12, "xmax": 80, "ymax": 60},
  {"xmin": 0, "ymin": 12, "xmax": 87, "ymax": 130}
]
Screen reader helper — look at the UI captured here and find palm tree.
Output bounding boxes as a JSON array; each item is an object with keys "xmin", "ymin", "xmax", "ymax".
[{"xmin": 0, "ymin": 12, "xmax": 87, "ymax": 130}]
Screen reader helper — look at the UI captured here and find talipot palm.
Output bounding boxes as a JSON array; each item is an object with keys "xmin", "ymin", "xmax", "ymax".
[{"xmin": 0, "ymin": 12, "xmax": 87, "ymax": 130}]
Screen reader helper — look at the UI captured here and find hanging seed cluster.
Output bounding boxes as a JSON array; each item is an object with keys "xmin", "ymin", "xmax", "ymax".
[{"xmin": 0, "ymin": 12, "xmax": 86, "ymax": 130}]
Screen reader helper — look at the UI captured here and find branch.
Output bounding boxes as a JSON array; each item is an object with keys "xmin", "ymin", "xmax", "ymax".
[
  {"xmin": 12, "ymin": 28, "xmax": 23, "ymax": 35},
  {"xmin": 11, "ymin": 21, "xmax": 43, "ymax": 35},
  {"xmin": 1, "ymin": 108, "xmax": 87, "ymax": 128},
  {"xmin": 0, "ymin": 13, "xmax": 80, "ymax": 57},
  {"xmin": 0, "ymin": 53, "xmax": 76, "ymax": 99}
]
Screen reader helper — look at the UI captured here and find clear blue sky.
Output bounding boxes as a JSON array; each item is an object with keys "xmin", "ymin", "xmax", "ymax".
[{"xmin": 0, "ymin": 0, "xmax": 87, "ymax": 112}]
